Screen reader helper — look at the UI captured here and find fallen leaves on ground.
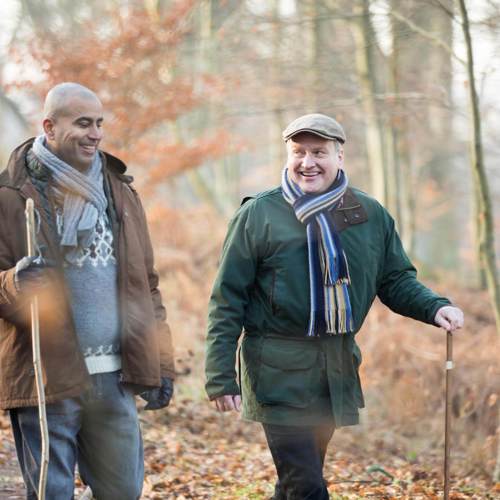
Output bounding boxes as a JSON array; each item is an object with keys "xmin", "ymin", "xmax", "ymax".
[{"xmin": 1, "ymin": 393, "xmax": 496, "ymax": 499}]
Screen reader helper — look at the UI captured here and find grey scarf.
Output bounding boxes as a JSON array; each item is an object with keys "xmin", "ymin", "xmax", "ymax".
[{"xmin": 32, "ymin": 135, "xmax": 107, "ymax": 264}]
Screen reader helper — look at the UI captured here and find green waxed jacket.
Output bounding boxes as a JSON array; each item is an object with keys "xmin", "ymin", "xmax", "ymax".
[{"xmin": 205, "ymin": 186, "xmax": 450, "ymax": 426}]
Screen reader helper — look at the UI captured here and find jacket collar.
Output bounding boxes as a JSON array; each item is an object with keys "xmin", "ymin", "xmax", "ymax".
[
  {"xmin": 333, "ymin": 187, "xmax": 369, "ymax": 232},
  {"xmin": 0, "ymin": 138, "xmax": 33, "ymax": 189},
  {"xmin": 0, "ymin": 137, "xmax": 133, "ymax": 189}
]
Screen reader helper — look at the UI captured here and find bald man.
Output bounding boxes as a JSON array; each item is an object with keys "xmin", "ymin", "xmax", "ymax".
[{"xmin": 0, "ymin": 83, "xmax": 175, "ymax": 499}]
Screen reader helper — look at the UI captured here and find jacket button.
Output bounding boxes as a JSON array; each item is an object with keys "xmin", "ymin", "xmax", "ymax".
[{"xmin": 29, "ymin": 368, "xmax": 35, "ymax": 376}]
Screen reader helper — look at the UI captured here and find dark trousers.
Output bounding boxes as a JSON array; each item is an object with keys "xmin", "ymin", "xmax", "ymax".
[{"xmin": 262, "ymin": 422, "xmax": 335, "ymax": 500}]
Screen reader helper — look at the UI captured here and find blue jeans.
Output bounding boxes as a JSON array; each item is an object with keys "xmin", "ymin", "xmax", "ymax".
[
  {"xmin": 10, "ymin": 371, "xmax": 143, "ymax": 500},
  {"xmin": 262, "ymin": 422, "xmax": 335, "ymax": 500}
]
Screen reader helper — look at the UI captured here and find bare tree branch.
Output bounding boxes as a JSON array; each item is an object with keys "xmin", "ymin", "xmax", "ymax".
[
  {"xmin": 430, "ymin": 0, "xmax": 455, "ymax": 19},
  {"xmin": 384, "ymin": 8, "xmax": 466, "ymax": 65}
]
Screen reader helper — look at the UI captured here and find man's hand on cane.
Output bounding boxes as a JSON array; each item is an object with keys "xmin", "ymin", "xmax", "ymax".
[
  {"xmin": 434, "ymin": 306, "xmax": 464, "ymax": 332},
  {"xmin": 14, "ymin": 255, "xmax": 53, "ymax": 296}
]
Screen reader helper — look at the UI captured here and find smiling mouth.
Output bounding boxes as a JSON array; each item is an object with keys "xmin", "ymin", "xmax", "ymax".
[
  {"xmin": 80, "ymin": 145, "xmax": 97, "ymax": 154},
  {"xmin": 299, "ymin": 171, "xmax": 321, "ymax": 178}
]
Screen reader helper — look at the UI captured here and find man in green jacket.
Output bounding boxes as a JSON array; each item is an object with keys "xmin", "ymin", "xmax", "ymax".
[{"xmin": 205, "ymin": 113, "xmax": 464, "ymax": 499}]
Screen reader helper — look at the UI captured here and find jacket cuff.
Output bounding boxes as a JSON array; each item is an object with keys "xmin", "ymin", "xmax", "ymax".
[
  {"xmin": 206, "ymin": 381, "xmax": 241, "ymax": 401},
  {"xmin": 161, "ymin": 367, "xmax": 176, "ymax": 380},
  {"xmin": 428, "ymin": 299, "xmax": 452, "ymax": 326}
]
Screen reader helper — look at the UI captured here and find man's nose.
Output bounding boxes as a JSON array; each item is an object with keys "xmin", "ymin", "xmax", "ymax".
[
  {"xmin": 302, "ymin": 153, "xmax": 315, "ymax": 168},
  {"xmin": 88, "ymin": 125, "xmax": 103, "ymax": 140}
]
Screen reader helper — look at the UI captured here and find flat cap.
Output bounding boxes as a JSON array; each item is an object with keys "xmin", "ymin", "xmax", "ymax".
[{"xmin": 282, "ymin": 113, "xmax": 346, "ymax": 143}]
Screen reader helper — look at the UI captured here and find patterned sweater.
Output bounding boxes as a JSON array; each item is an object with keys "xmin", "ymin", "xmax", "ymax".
[{"xmin": 27, "ymin": 149, "xmax": 121, "ymax": 374}]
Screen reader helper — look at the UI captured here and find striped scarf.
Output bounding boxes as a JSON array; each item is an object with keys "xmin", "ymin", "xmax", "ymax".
[
  {"xmin": 32, "ymin": 135, "xmax": 107, "ymax": 264},
  {"xmin": 281, "ymin": 168, "xmax": 353, "ymax": 336}
]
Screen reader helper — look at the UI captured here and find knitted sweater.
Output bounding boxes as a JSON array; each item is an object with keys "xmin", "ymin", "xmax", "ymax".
[{"xmin": 26, "ymin": 150, "xmax": 121, "ymax": 374}]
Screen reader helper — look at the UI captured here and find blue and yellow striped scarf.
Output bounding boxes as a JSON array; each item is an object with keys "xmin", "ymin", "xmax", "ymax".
[{"xmin": 281, "ymin": 168, "xmax": 353, "ymax": 336}]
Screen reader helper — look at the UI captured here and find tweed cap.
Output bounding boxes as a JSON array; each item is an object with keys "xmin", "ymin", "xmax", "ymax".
[{"xmin": 282, "ymin": 113, "xmax": 346, "ymax": 143}]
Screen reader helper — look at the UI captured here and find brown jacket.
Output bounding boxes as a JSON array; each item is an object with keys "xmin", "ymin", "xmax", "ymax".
[{"xmin": 0, "ymin": 138, "xmax": 175, "ymax": 409}]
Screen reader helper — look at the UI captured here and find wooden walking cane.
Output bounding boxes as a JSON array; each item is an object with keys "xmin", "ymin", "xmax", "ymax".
[
  {"xmin": 444, "ymin": 330, "xmax": 453, "ymax": 500},
  {"xmin": 25, "ymin": 198, "xmax": 49, "ymax": 500}
]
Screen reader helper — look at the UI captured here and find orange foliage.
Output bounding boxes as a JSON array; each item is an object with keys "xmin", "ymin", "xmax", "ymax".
[
  {"xmin": 9, "ymin": 1, "xmax": 228, "ymax": 183},
  {"xmin": 129, "ymin": 130, "xmax": 232, "ymax": 183}
]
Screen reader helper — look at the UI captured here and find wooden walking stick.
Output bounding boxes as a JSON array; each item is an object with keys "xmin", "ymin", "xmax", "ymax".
[
  {"xmin": 444, "ymin": 330, "xmax": 453, "ymax": 500},
  {"xmin": 25, "ymin": 198, "xmax": 49, "ymax": 500}
]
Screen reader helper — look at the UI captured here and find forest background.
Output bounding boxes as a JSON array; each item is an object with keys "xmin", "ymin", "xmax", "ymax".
[{"xmin": 0, "ymin": 0, "xmax": 499, "ymax": 498}]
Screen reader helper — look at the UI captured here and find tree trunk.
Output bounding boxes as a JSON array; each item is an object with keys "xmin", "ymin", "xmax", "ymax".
[
  {"xmin": 195, "ymin": 0, "xmax": 240, "ymax": 213},
  {"xmin": 351, "ymin": 0, "xmax": 387, "ymax": 207},
  {"xmin": 387, "ymin": 1, "xmax": 457, "ymax": 265},
  {"xmin": 269, "ymin": 0, "xmax": 286, "ymax": 182},
  {"xmin": 458, "ymin": 0, "xmax": 500, "ymax": 331},
  {"xmin": 458, "ymin": 0, "xmax": 500, "ymax": 481},
  {"xmin": 424, "ymin": 0, "xmax": 460, "ymax": 273},
  {"xmin": 300, "ymin": 0, "xmax": 322, "ymax": 111},
  {"xmin": 387, "ymin": 15, "xmax": 415, "ymax": 252}
]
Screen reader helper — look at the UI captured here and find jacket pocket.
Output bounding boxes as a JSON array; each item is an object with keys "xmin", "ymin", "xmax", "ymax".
[
  {"xmin": 268, "ymin": 268, "xmax": 288, "ymax": 317},
  {"xmin": 352, "ymin": 344, "xmax": 365, "ymax": 408},
  {"xmin": 270, "ymin": 270, "xmax": 277, "ymax": 314},
  {"xmin": 255, "ymin": 337, "xmax": 321, "ymax": 408}
]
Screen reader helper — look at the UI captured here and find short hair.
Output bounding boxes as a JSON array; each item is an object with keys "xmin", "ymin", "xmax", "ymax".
[{"xmin": 43, "ymin": 82, "xmax": 100, "ymax": 121}]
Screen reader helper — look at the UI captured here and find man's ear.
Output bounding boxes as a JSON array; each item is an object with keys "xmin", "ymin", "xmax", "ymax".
[
  {"xmin": 42, "ymin": 118, "xmax": 55, "ymax": 140},
  {"xmin": 337, "ymin": 147, "xmax": 345, "ymax": 166}
]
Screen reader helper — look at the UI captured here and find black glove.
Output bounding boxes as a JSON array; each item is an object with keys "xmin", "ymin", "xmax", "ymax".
[
  {"xmin": 140, "ymin": 377, "xmax": 174, "ymax": 411},
  {"xmin": 14, "ymin": 255, "xmax": 53, "ymax": 295}
]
